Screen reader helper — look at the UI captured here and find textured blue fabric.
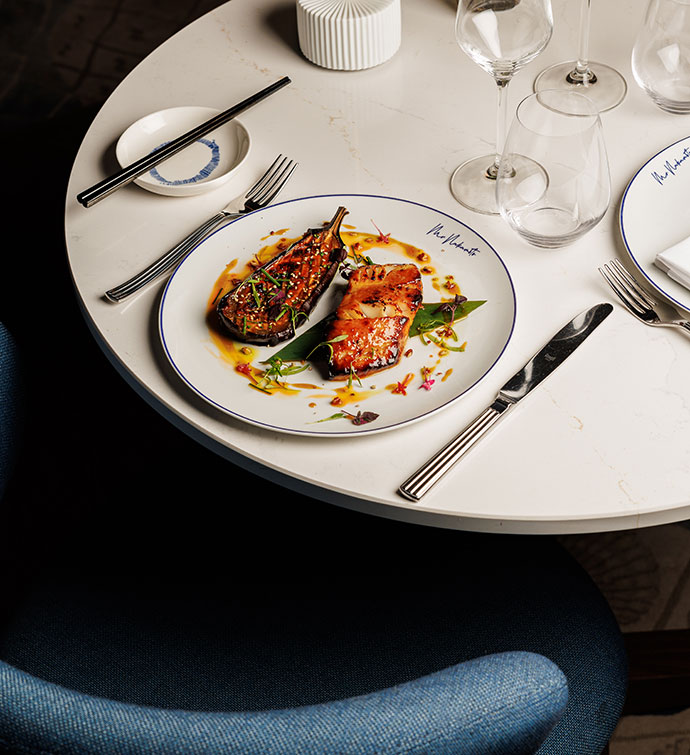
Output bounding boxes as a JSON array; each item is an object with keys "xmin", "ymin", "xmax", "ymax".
[
  {"xmin": 0, "ymin": 321, "xmax": 624, "ymax": 755},
  {"xmin": 0, "ymin": 651, "xmax": 566, "ymax": 755},
  {"xmin": 0, "ymin": 543, "xmax": 627, "ymax": 753},
  {"xmin": 0, "ymin": 322, "xmax": 20, "ymax": 501}
]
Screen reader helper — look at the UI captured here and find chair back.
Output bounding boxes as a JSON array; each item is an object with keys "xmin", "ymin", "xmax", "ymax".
[{"xmin": 0, "ymin": 322, "xmax": 22, "ymax": 498}]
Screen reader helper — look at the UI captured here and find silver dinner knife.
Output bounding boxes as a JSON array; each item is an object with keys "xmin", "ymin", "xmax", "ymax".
[{"xmin": 398, "ymin": 302, "xmax": 613, "ymax": 502}]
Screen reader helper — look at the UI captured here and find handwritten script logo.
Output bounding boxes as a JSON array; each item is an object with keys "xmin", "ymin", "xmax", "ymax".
[
  {"xmin": 651, "ymin": 146, "xmax": 690, "ymax": 186},
  {"xmin": 426, "ymin": 223, "xmax": 480, "ymax": 256}
]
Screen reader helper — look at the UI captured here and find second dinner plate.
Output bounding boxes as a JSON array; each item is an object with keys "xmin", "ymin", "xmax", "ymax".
[
  {"xmin": 160, "ymin": 194, "xmax": 516, "ymax": 436},
  {"xmin": 620, "ymin": 135, "xmax": 690, "ymax": 312}
]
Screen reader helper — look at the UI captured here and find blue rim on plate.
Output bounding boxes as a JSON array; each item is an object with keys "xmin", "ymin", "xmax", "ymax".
[
  {"xmin": 619, "ymin": 134, "xmax": 690, "ymax": 313},
  {"xmin": 159, "ymin": 193, "xmax": 517, "ymax": 437}
]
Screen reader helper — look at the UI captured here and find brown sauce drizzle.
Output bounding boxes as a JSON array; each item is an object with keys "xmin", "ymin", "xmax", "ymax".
[{"xmin": 206, "ymin": 227, "xmax": 463, "ymax": 401}]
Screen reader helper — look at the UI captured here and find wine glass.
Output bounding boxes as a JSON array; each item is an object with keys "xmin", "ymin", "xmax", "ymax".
[
  {"xmin": 534, "ymin": 0, "xmax": 627, "ymax": 112},
  {"xmin": 632, "ymin": 0, "xmax": 690, "ymax": 114},
  {"xmin": 451, "ymin": 0, "xmax": 553, "ymax": 216},
  {"xmin": 496, "ymin": 90, "xmax": 611, "ymax": 248}
]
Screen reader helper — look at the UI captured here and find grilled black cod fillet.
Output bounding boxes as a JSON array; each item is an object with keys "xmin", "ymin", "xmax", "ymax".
[{"xmin": 326, "ymin": 263, "xmax": 423, "ymax": 380}]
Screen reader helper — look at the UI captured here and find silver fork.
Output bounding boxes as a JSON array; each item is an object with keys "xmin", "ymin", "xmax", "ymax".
[
  {"xmin": 598, "ymin": 258, "xmax": 690, "ymax": 338},
  {"xmin": 105, "ymin": 155, "xmax": 298, "ymax": 302}
]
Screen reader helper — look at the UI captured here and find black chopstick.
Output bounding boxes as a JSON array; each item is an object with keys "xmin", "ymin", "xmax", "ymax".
[{"xmin": 76, "ymin": 76, "xmax": 291, "ymax": 209}]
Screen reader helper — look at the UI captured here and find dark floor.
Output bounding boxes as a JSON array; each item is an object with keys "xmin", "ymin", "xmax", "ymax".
[
  {"xmin": 0, "ymin": 0, "xmax": 210, "ymax": 571},
  {"xmin": 0, "ymin": 0, "xmax": 368, "ymax": 633},
  {"xmin": 0, "ymin": 0, "xmax": 512, "ymax": 615}
]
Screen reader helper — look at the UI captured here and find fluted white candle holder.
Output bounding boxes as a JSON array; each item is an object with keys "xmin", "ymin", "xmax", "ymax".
[{"xmin": 296, "ymin": 0, "xmax": 401, "ymax": 71}]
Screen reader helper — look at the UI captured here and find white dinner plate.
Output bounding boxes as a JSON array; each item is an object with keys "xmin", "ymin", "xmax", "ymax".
[
  {"xmin": 159, "ymin": 194, "xmax": 516, "ymax": 436},
  {"xmin": 620, "ymin": 135, "xmax": 690, "ymax": 312}
]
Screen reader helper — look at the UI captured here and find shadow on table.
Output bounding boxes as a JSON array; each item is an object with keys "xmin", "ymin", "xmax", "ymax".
[{"xmin": 264, "ymin": 2, "xmax": 301, "ymax": 55}]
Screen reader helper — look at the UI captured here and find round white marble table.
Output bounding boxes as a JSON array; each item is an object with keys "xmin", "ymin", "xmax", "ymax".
[{"xmin": 65, "ymin": 0, "xmax": 690, "ymax": 533}]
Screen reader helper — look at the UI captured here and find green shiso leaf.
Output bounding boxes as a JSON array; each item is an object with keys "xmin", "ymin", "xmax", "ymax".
[
  {"xmin": 408, "ymin": 300, "xmax": 486, "ymax": 338},
  {"xmin": 266, "ymin": 315, "xmax": 335, "ymax": 363},
  {"xmin": 267, "ymin": 300, "xmax": 485, "ymax": 364}
]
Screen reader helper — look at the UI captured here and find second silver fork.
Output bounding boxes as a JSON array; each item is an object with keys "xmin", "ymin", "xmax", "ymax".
[
  {"xmin": 105, "ymin": 155, "xmax": 298, "ymax": 302},
  {"xmin": 598, "ymin": 258, "xmax": 690, "ymax": 338}
]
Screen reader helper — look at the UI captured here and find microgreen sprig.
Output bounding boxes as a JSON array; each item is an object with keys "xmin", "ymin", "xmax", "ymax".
[
  {"xmin": 305, "ymin": 334, "xmax": 348, "ymax": 361},
  {"xmin": 347, "ymin": 246, "xmax": 374, "ymax": 267},
  {"xmin": 433, "ymin": 294, "xmax": 468, "ymax": 322},
  {"xmin": 278, "ymin": 304, "xmax": 309, "ymax": 332},
  {"xmin": 261, "ymin": 268, "xmax": 282, "ymax": 286},
  {"xmin": 347, "ymin": 366, "xmax": 362, "ymax": 389},
  {"xmin": 370, "ymin": 219, "xmax": 391, "ymax": 244},
  {"xmin": 262, "ymin": 355, "xmax": 309, "ymax": 379},
  {"xmin": 311, "ymin": 409, "xmax": 379, "ymax": 426},
  {"xmin": 249, "ymin": 280, "xmax": 262, "ymax": 308},
  {"xmin": 426, "ymin": 333, "xmax": 467, "ymax": 352}
]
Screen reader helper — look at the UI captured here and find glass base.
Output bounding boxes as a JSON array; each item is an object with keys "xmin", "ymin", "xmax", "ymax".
[
  {"xmin": 451, "ymin": 154, "xmax": 547, "ymax": 216},
  {"xmin": 534, "ymin": 61, "xmax": 627, "ymax": 113},
  {"xmin": 507, "ymin": 212, "xmax": 604, "ymax": 248},
  {"xmin": 508, "ymin": 207, "xmax": 592, "ymax": 248},
  {"xmin": 643, "ymin": 86, "xmax": 690, "ymax": 114},
  {"xmin": 450, "ymin": 155, "xmax": 502, "ymax": 215}
]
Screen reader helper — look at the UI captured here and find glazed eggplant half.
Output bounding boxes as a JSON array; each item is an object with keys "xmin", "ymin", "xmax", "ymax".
[
  {"xmin": 326, "ymin": 263, "xmax": 423, "ymax": 380},
  {"xmin": 217, "ymin": 207, "xmax": 348, "ymax": 346}
]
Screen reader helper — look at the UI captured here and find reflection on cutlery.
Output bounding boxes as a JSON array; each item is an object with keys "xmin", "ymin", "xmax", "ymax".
[
  {"xmin": 599, "ymin": 259, "xmax": 690, "ymax": 338},
  {"xmin": 398, "ymin": 302, "xmax": 613, "ymax": 502},
  {"xmin": 77, "ymin": 77, "xmax": 291, "ymax": 207},
  {"xmin": 105, "ymin": 155, "xmax": 298, "ymax": 302}
]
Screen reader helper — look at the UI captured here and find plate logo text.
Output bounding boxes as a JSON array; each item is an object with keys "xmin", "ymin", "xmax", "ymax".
[
  {"xmin": 651, "ymin": 145, "xmax": 690, "ymax": 186},
  {"xmin": 426, "ymin": 223, "xmax": 481, "ymax": 256}
]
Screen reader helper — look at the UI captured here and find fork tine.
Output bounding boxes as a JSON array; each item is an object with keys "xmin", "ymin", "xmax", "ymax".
[
  {"xmin": 253, "ymin": 160, "xmax": 298, "ymax": 206},
  {"xmin": 599, "ymin": 264, "xmax": 646, "ymax": 316},
  {"xmin": 609, "ymin": 259, "xmax": 656, "ymax": 307},
  {"xmin": 244, "ymin": 155, "xmax": 287, "ymax": 201},
  {"xmin": 605, "ymin": 262, "xmax": 652, "ymax": 311}
]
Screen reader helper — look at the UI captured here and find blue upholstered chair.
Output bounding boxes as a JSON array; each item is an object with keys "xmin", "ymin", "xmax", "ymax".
[{"xmin": 0, "ymin": 320, "xmax": 626, "ymax": 755}]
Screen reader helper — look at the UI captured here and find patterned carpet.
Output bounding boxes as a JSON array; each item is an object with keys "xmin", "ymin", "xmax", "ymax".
[
  {"xmin": 561, "ymin": 525, "xmax": 690, "ymax": 635},
  {"xmin": 560, "ymin": 525, "xmax": 690, "ymax": 752},
  {"xmin": 1, "ymin": 0, "xmax": 220, "ymax": 124},
  {"xmin": 3, "ymin": 2, "xmax": 690, "ymax": 752},
  {"xmin": 613, "ymin": 712, "xmax": 690, "ymax": 755}
]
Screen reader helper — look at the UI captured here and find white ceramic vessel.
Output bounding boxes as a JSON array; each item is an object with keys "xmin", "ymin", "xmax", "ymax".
[
  {"xmin": 116, "ymin": 106, "xmax": 251, "ymax": 197},
  {"xmin": 296, "ymin": 0, "xmax": 401, "ymax": 70}
]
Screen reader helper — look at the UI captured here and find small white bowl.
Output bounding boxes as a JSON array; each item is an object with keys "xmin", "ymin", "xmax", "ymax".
[{"xmin": 116, "ymin": 106, "xmax": 251, "ymax": 197}]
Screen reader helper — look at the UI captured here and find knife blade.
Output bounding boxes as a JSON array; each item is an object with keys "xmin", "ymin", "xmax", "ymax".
[{"xmin": 398, "ymin": 302, "xmax": 613, "ymax": 502}]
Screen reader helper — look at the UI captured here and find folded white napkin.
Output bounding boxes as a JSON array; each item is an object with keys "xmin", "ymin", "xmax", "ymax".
[{"xmin": 654, "ymin": 234, "xmax": 690, "ymax": 290}]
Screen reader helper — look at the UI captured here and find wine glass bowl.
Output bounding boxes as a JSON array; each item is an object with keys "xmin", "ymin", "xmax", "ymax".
[
  {"xmin": 451, "ymin": 0, "xmax": 553, "ymax": 215},
  {"xmin": 496, "ymin": 90, "xmax": 611, "ymax": 248},
  {"xmin": 455, "ymin": 0, "xmax": 554, "ymax": 78},
  {"xmin": 632, "ymin": 0, "xmax": 690, "ymax": 114}
]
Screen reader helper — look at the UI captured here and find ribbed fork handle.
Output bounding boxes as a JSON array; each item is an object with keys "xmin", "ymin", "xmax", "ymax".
[
  {"xmin": 678, "ymin": 321, "xmax": 690, "ymax": 336},
  {"xmin": 398, "ymin": 399, "xmax": 513, "ymax": 502},
  {"xmin": 105, "ymin": 211, "xmax": 237, "ymax": 302}
]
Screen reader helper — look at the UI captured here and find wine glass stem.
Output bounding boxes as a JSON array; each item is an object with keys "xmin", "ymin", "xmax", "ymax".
[
  {"xmin": 487, "ymin": 77, "xmax": 510, "ymax": 180},
  {"xmin": 567, "ymin": 0, "xmax": 596, "ymax": 85}
]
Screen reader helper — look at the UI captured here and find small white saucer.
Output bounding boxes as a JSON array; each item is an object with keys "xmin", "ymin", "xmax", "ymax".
[{"xmin": 116, "ymin": 106, "xmax": 251, "ymax": 197}]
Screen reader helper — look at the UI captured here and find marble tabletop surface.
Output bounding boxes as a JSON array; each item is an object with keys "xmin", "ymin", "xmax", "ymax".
[{"xmin": 64, "ymin": 0, "xmax": 690, "ymax": 533}]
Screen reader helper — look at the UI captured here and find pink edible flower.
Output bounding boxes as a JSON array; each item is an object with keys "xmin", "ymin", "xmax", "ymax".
[{"xmin": 420, "ymin": 378, "xmax": 435, "ymax": 391}]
